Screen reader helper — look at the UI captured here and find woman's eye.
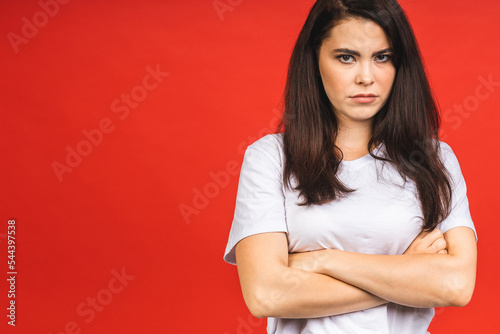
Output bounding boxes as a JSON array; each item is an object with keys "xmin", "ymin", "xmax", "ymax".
[
  {"xmin": 375, "ymin": 54, "xmax": 391, "ymax": 62},
  {"xmin": 337, "ymin": 55, "xmax": 355, "ymax": 63}
]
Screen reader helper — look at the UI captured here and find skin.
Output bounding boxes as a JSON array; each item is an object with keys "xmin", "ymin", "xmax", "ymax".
[
  {"xmin": 236, "ymin": 229, "xmax": 456, "ymax": 318},
  {"xmin": 318, "ymin": 18, "xmax": 396, "ymax": 160},
  {"xmin": 234, "ymin": 18, "xmax": 477, "ymax": 319}
]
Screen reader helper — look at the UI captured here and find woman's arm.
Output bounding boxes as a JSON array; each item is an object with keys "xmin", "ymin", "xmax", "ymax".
[
  {"xmin": 289, "ymin": 226, "xmax": 477, "ymax": 308},
  {"xmin": 235, "ymin": 228, "xmax": 448, "ymax": 318},
  {"xmin": 235, "ymin": 232, "xmax": 386, "ymax": 319}
]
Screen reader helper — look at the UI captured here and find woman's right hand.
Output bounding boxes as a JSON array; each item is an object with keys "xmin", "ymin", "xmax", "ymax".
[{"xmin": 404, "ymin": 228, "xmax": 448, "ymax": 255}]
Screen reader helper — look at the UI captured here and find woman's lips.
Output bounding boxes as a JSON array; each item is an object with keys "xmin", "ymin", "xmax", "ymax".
[{"xmin": 350, "ymin": 94, "xmax": 378, "ymax": 104}]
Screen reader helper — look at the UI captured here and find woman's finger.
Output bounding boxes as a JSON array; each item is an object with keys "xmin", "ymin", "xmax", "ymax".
[
  {"xmin": 431, "ymin": 237, "xmax": 447, "ymax": 253},
  {"xmin": 421, "ymin": 228, "xmax": 444, "ymax": 248}
]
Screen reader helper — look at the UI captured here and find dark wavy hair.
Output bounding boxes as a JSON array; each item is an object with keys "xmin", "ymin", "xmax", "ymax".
[{"xmin": 276, "ymin": 0, "xmax": 452, "ymax": 231}]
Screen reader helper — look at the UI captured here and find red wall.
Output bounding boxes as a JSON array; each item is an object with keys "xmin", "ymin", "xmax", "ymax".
[{"xmin": 1, "ymin": 0, "xmax": 499, "ymax": 333}]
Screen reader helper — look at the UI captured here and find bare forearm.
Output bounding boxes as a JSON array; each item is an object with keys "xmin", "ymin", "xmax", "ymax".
[
  {"xmin": 244, "ymin": 265, "xmax": 386, "ymax": 318},
  {"xmin": 236, "ymin": 232, "xmax": 388, "ymax": 319},
  {"xmin": 318, "ymin": 250, "xmax": 472, "ymax": 308}
]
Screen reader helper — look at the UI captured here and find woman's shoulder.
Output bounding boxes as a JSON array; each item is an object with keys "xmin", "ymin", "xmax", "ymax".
[
  {"xmin": 436, "ymin": 139, "xmax": 467, "ymax": 185},
  {"xmin": 247, "ymin": 132, "xmax": 284, "ymax": 151},
  {"xmin": 436, "ymin": 140, "xmax": 460, "ymax": 166},
  {"xmin": 415, "ymin": 138, "xmax": 459, "ymax": 165},
  {"xmin": 247, "ymin": 133, "xmax": 284, "ymax": 157},
  {"xmin": 437, "ymin": 140, "xmax": 453, "ymax": 155},
  {"xmin": 244, "ymin": 133, "xmax": 285, "ymax": 170}
]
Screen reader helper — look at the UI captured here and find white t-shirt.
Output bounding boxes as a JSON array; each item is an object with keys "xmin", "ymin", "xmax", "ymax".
[{"xmin": 224, "ymin": 133, "xmax": 476, "ymax": 334}]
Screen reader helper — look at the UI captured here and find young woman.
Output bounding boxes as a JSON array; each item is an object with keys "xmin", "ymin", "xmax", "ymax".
[{"xmin": 224, "ymin": 0, "xmax": 477, "ymax": 333}]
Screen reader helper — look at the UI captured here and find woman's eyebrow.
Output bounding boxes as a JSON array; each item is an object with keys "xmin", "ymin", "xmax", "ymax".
[
  {"xmin": 373, "ymin": 48, "xmax": 393, "ymax": 56},
  {"xmin": 333, "ymin": 48, "xmax": 394, "ymax": 57},
  {"xmin": 333, "ymin": 48, "xmax": 361, "ymax": 56}
]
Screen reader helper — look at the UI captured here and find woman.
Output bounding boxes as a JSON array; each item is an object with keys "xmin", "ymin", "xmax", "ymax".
[{"xmin": 224, "ymin": 0, "xmax": 477, "ymax": 333}]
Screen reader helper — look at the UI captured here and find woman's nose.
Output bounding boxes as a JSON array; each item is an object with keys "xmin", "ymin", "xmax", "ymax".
[{"xmin": 355, "ymin": 63, "xmax": 375, "ymax": 85}]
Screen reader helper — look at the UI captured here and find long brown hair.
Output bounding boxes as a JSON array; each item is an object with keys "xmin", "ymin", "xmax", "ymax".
[{"xmin": 276, "ymin": 0, "xmax": 452, "ymax": 231}]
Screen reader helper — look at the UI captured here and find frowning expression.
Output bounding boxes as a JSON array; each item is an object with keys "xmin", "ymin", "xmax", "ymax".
[{"xmin": 318, "ymin": 18, "xmax": 396, "ymax": 129}]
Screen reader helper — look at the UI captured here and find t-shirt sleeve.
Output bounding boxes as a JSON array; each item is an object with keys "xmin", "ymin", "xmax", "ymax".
[
  {"xmin": 223, "ymin": 135, "xmax": 288, "ymax": 265},
  {"xmin": 436, "ymin": 142, "xmax": 477, "ymax": 240}
]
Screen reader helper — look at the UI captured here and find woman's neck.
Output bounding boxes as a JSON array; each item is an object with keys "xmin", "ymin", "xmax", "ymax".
[{"xmin": 335, "ymin": 123, "xmax": 373, "ymax": 161}]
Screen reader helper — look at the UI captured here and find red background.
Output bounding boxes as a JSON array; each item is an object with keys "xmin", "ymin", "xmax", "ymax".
[{"xmin": 1, "ymin": 0, "xmax": 499, "ymax": 333}]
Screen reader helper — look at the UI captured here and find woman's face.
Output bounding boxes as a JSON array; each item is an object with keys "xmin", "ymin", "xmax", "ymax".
[{"xmin": 318, "ymin": 18, "xmax": 396, "ymax": 129}]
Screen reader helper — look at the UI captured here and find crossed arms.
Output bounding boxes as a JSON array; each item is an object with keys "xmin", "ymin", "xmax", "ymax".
[{"xmin": 235, "ymin": 226, "xmax": 477, "ymax": 319}]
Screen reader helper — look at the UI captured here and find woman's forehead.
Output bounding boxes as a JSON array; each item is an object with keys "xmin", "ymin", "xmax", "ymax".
[{"xmin": 323, "ymin": 18, "xmax": 391, "ymax": 51}]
